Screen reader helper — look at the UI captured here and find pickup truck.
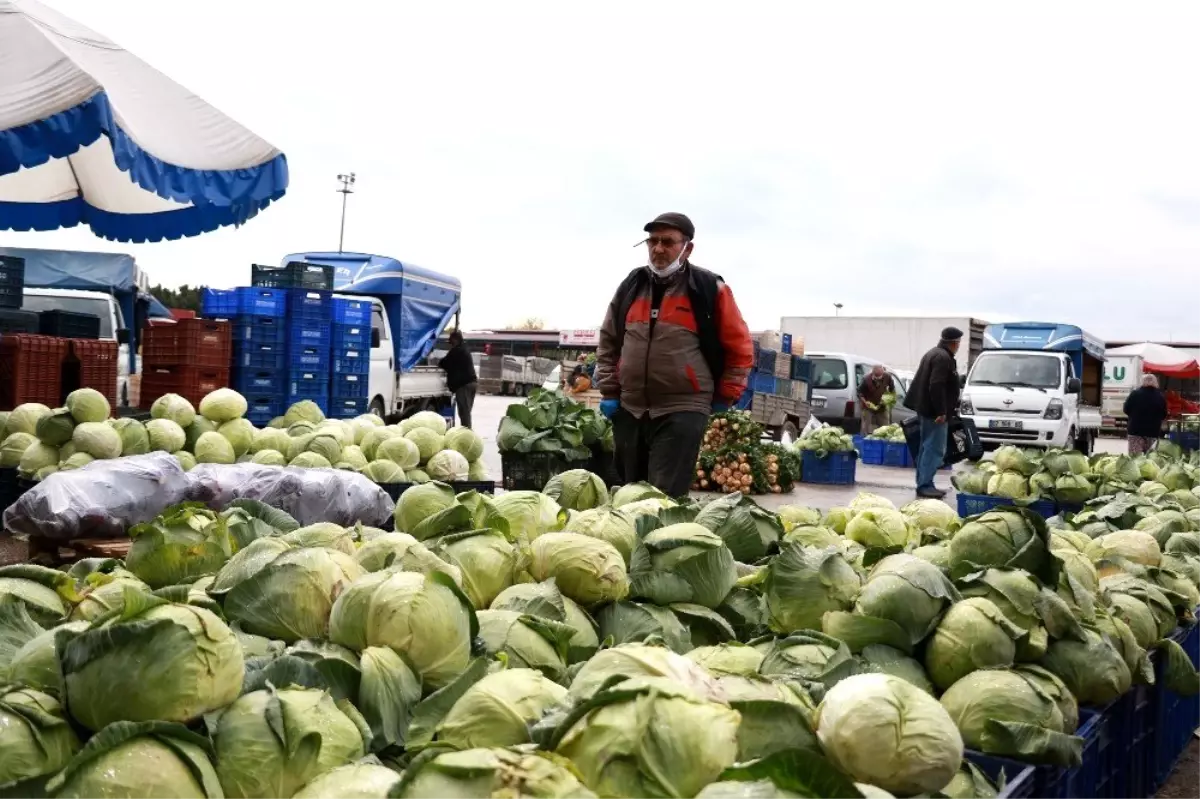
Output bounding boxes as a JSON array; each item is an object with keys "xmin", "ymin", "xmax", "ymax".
[
  {"xmin": 283, "ymin": 252, "xmax": 461, "ymax": 419},
  {"xmin": 960, "ymin": 322, "xmax": 1104, "ymax": 454}
]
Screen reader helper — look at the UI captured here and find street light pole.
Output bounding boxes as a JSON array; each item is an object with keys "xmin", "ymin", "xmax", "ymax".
[{"xmin": 336, "ymin": 172, "xmax": 356, "ymax": 252}]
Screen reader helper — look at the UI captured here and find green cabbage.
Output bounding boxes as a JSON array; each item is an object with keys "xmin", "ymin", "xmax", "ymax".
[
  {"xmin": 151, "ymin": 393, "xmax": 197, "ymax": 427},
  {"xmin": 146, "ymin": 418, "xmax": 187, "ymax": 453},
  {"xmin": 199, "ymin": 388, "xmax": 247, "ymax": 423},
  {"xmin": 531, "ymin": 532, "xmax": 630, "ymax": 607},
  {"xmin": 543, "ymin": 469, "xmax": 608, "ymax": 510},
  {"xmin": 71, "ymin": 421, "xmax": 122, "ymax": 459}
]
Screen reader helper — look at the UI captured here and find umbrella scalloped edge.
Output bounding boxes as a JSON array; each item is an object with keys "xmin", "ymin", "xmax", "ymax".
[{"xmin": 0, "ymin": 91, "xmax": 287, "ymax": 242}]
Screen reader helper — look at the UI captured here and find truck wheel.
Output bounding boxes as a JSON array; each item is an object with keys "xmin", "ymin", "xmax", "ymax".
[
  {"xmin": 777, "ymin": 419, "xmax": 800, "ymax": 445},
  {"xmin": 369, "ymin": 398, "xmax": 386, "ymax": 419}
]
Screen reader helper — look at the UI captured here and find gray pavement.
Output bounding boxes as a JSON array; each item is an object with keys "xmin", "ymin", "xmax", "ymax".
[{"xmin": 472, "ymin": 394, "xmax": 1128, "ymax": 512}]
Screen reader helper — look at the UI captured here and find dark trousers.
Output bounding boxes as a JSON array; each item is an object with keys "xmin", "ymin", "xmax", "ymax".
[
  {"xmin": 455, "ymin": 382, "xmax": 477, "ymax": 429},
  {"xmin": 612, "ymin": 408, "xmax": 708, "ymax": 498}
]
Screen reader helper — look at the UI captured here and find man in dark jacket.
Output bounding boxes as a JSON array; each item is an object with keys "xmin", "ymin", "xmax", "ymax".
[
  {"xmin": 1124, "ymin": 374, "xmax": 1168, "ymax": 455},
  {"xmin": 904, "ymin": 327, "xmax": 962, "ymax": 498},
  {"xmin": 594, "ymin": 212, "xmax": 754, "ymax": 497},
  {"xmin": 858, "ymin": 364, "xmax": 896, "ymax": 436},
  {"xmin": 438, "ymin": 331, "xmax": 478, "ymax": 428}
]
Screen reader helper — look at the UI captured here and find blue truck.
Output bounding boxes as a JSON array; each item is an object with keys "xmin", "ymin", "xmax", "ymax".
[{"xmin": 959, "ymin": 321, "xmax": 1105, "ymax": 453}]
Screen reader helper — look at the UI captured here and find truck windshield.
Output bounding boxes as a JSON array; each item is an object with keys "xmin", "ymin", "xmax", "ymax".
[
  {"xmin": 811, "ymin": 358, "xmax": 849, "ymax": 389},
  {"xmin": 971, "ymin": 354, "xmax": 1060, "ymax": 389},
  {"xmin": 20, "ymin": 293, "xmax": 115, "ymax": 339}
]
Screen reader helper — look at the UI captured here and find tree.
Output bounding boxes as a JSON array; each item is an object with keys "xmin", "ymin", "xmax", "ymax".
[
  {"xmin": 148, "ymin": 284, "xmax": 203, "ymax": 312},
  {"xmin": 514, "ymin": 317, "xmax": 545, "ymax": 330}
]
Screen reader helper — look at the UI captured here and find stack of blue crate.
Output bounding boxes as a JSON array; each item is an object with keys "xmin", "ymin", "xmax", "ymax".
[
  {"xmin": 328, "ymin": 297, "xmax": 371, "ymax": 419},
  {"xmin": 200, "ymin": 287, "xmax": 288, "ymax": 426},
  {"xmin": 286, "ymin": 289, "xmax": 333, "ymax": 414}
]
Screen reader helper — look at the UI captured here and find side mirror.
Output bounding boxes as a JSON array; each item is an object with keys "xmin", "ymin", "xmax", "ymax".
[
  {"xmin": 371, "ymin": 328, "xmax": 381, "ymax": 348},
  {"xmin": 116, "ymin": 328, "xmax": 131, "ymax": 345},
  {"xmin": 1066, "ymin": 377, "xmax": 1081, "ymax": 394}
]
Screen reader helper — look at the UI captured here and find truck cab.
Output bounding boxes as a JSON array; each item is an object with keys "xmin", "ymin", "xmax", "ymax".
[
  {"xmin": 960, "ymin": 322, "xmax": 1103, "ymax": 453},
  {"xmin": 21, "ymin": 287, "xmax": 133, "ymax": 405}
]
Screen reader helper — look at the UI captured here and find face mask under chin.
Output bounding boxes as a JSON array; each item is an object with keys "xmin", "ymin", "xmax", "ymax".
[{"xmin": 649, "ymin": 248, "xmax": 687, "ymax": 279}]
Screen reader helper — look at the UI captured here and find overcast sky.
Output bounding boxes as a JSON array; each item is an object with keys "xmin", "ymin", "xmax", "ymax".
[{"xmin": 11, "ymin": 1, "xmax": 1200, "ymax": 341}]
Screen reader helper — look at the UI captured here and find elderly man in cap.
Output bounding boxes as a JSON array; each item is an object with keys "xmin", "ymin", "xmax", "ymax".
[
  {"xmin": 1124, "ymin": 373, "xmax": 1168, "ymax": 455},
  {"xmin": 594, "ymin": 212, "xmax": 754, "ymax": 497},
  {"xmin": 904, "ymin": 327, "xmax": 963, "ymax": 498}
]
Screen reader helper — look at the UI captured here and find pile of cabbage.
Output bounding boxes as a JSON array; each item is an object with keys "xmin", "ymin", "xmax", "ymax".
[
  {"xmin": 0, "ymin": 389, "xmax": 489, "ymax": 486},
  {"xmin": 1, "ymin": 470, "xmax": 1197, "ymax": 799},
  {"xmin": 865, "ymin": 424, "xmax": 907, "ymax": 443},
  {"xmin": 794, "ymin": 424, "xmax": 858, "ymax": 458},
  {"xmin": 496, "ymin": 388, "xmax": 612, "ymax": 461},
  {"xmin": 952, "ymin": 442, "xmax": 1200, "ymax": 508}
]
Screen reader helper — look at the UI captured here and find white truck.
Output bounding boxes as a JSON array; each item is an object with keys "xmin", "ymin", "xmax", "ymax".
[
  {"xmin": 475, "ymin": 354, "xmax": 556, "ymax": 396},
  {"xmin": 285, "ymin": 252, "xmax": 462, "ymax": 420},
  {"xmin": 778, "ymin": 316, "xmax": 989, "ymax": 373},
  {"xmin": 960, "ymin": 322, "xmax": 1104, "ymax": 454}
]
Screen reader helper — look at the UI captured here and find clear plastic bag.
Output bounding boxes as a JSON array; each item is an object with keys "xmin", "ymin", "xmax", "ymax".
[
  {"xmin": 2, "ymin": 452, "xmax": 192, "ymax": 540},
  {"xmin": 186, "ymin": 463, "xmax": 394, "ymax": 527}
]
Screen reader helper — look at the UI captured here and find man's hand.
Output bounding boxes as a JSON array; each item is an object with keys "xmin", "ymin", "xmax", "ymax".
[
  {"xmin": 600, "ymin": 399, "xmax": 620, "ymax": 419},
  {"xmin": 934, "ymin": 415, "xmax": 947, "ymax": 425},
  {"xmin": 712, "ymin": 401, "xmax": 730, "ymax": 413}
]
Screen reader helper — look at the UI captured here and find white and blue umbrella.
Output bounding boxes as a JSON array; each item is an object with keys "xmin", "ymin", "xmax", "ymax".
[{"xmin": 0, "ymin": 0, "xmax": 288, "ymax": 242}]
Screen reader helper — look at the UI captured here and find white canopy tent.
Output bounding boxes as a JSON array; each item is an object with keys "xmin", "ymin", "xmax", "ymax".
[{"xmin": 0, "ymin": 0, "xmax": 287, "ymax": 242}]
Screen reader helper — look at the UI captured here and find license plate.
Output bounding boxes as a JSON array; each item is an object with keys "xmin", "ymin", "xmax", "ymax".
[
  {"xmin": 989, "ymin": 419, "xmax": 1023, "ymax": 430},
  {"xmin": 812, "ymin": 397, "xmax": 827, "ymax": 409}
]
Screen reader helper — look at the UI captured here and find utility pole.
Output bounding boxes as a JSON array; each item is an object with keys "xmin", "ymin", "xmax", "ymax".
[
  {"xmin": 336, "ymin": 172, "xmax": 356, "ymax": 252},
  {"xmin": 834, "ymin": 303, "xmax": 844, "ymax": 317}
]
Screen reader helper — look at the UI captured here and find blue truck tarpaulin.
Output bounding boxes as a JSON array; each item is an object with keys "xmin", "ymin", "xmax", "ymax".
[
  {"xmin": 0, "ymin": 246, "xmax": 172, "ymax": 318},
  {"xmin": 282, "ymin": 251, "xmax": 462, "ymax": 372}
]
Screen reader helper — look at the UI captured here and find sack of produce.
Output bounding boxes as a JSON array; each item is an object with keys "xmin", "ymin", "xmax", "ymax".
[
  {"xmin": 186, "ymin": 462, "xmax": 394, "ymax": 527},
  {"xmin": 2, "ymin": 452, "xmax": 191, "ymax": 540}
]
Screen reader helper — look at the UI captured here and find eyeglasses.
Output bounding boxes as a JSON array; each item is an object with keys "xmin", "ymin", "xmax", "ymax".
[{"xmin": 638, "ymin": 236, "xmax": 685, "ymax": 249}]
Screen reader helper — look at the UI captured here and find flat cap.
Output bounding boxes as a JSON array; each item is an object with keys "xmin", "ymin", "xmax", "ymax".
[
  {"xmin": 941, "ymin": 326, "xmax": 964, "ymax": 341},
  {"xmin": 643, "ymin": 212, "xmax": 695, "ymax": 240}
]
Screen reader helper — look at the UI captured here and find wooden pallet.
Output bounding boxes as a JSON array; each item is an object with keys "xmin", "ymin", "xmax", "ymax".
[{"xmin": 27, "ymin": 536, "xmax": 130, "ymax": 566}]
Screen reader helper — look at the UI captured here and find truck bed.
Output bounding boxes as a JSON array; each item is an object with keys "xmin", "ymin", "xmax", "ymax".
[{"xmin": 394, "ymin": 367, "xmax": 449, "ymax": 402}]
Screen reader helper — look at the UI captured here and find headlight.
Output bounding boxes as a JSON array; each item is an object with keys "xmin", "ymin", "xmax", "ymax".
[
  {"xmin": 1044, "ymin": 398, "xmax": 1064, "ymax": 420},
  {"xmin": 959, "ymin": 396, "xmax": 974, "ymax": 415}
]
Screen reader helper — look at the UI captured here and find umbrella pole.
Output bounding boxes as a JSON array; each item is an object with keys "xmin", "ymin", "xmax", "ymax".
[{"xmin": 337, "ymin": 172, "xmax": 356, "ymax": 252}]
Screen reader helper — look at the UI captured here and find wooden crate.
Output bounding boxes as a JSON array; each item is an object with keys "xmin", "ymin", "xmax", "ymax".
[
  {"xmin": 27, "ymin": 536, "xmax": 131, "ymax": 567},
  {"xmin": 772, "ymin": 351, "xmax": 793, "ymax": 379}
]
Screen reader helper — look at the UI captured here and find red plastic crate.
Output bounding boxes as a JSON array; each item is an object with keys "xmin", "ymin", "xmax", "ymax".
[
  {"xmin": 140, "ymin": 364, "xmax": 229, "ymax": 408},
  {"xmin": 142, "ymin": 318, "xmax": 232, "ymax": 368},
  {"xmin": 0, "ymin": 334, "xmax": 68, "ymax": 410},
  {"xmin": 67, "ymin": 339, "xmax": 119, "ymax": 408}
]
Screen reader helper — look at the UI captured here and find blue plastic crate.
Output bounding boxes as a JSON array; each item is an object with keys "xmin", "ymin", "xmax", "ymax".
[
  {"xmin": 288, "ymin": 318, "xmax": 332, "ymax": 347},
  {"xmin": 1168, "ymin": 430, "xmax": 1199, "ymax": 452},
  {"xmin": 1111, "ymin": 684, "xmax": 1154, "ymax": 799},
  {"xmin": 333, "ymin": 322, "xmax": 372, "ymax": 349},
  {"xmin": 749, "ymin": 371, "xmax": 777, "ymax": 394},
  {"xmin": 234, "ymin": 342, "xmax": 286, "ymax": 370},
  {"xmin": 882, "ymin": 441, "xmax": 912, "ymax": 468},
  {"xmin": 200, "ymin": 288, "xmax": 238, "ymax": 318},
  {"xmin": 789, "ymin": 357, "xmax": 813, "ymax": 382},
  {"xmin": 964, "ymin": 752, "xmax": 1039, "ymax": 798},
  {"xmin": 757, "ymin": 349, "xmax": 777, "ymax": 374},
  {"xmin": 288, "ymin": 343, "xmax": 331, "ymax": 370},
  {"xmin": 289, "ymin": 369, "xmax": 329, "ymax": 395},
  {"xmin": 332, "ymin": 373, "xmax": 368, "ymax": 399},
  {"xmin": 232, "ymin": 369, "xmax": 285, "ymax": 395},
  {"xmin": 286, "ymin": 288, "xmax": 332, "ymax": 321},
  {"xmin": 332, "ymin": 297, "xmax": 371, "ymax": 326},
  {"xmin": 957, "ymin": 493, "xmax": 1056, "ymax": 519},
  {"xmin": 856, "ymin": 437, "xmax": 885, "ymax": 465},
  {"xmin": 799, "ymin": 451, "xmax": 857, "ymax": 485},
  {"xmin": 333, "ymin": 346, "xmax": 369, "ymax": 375},
  {"xmin": 245, "ymin": 396, "xmax": 283, "ymax": 426},
  {"xmin": 232, "ymin": 315, "xmax": 287, "ymax": 346},
  {"xmin": 201, "ymin": 287, "xmax": 287, "ymax": 319},
  {"xmin": 964, "ymin": 710, "xmax": 1102, "ymax": 799},
  {"xmin": 329, "ymin": 396, "xmax": 369, "ymax": 419},
  {"xmin": 1153, "ymin": 620, "xmax": 1199, "ymax": 791}
]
